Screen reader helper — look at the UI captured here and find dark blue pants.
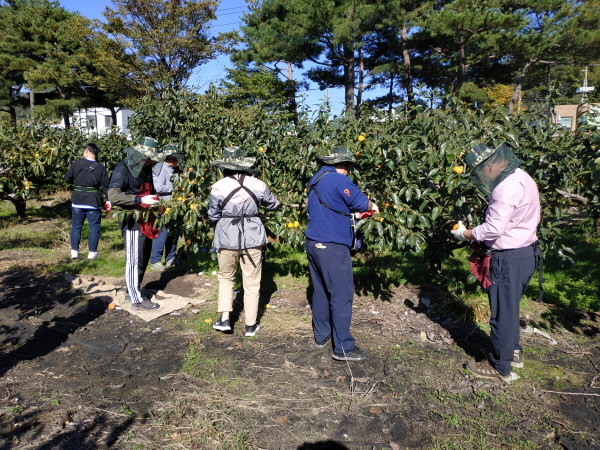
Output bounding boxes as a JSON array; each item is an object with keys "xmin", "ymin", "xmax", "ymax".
[
  {"xmin": 150, "ymin": 227, "xmax": 178, "ymax": 264},
  {"xmin": 488, "ymin": 245, "xmax": 536, "ymax": 375},
  {"xmin": 306, "ymin": 239, "xmax": 355, "ymax": 354},
  {"xmin": 70, "ymin": 207, "xmax": 102, "ymax": 252}
]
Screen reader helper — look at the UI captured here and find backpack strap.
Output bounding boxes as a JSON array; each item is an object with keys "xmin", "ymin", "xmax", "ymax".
[
  {"xmin": 533, "ymin": 240, "xmax": 544, "ymax": 302},
  {"xmin": 220, "ymin": 174, "xmax": 260, "ymax": 212},
  {"xmin": 219, "ymin": 174, "xmax": 261, "ymax": 267},
  {"xmin": 307, "ymin": 170, "xmax": 351, "ymax": 217}
]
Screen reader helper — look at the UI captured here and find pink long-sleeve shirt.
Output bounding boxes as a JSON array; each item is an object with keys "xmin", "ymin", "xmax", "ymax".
[{"xmin": 471, "ymin": 168, "xmax": 540, "ymax": 250}]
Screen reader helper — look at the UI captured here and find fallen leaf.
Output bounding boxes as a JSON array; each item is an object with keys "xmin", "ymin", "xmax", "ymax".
[
  {"xmin": 369, "ymin": 407, "xmax": 382, "ymax": 414},
  {"xmin": 272, "ymin": 415, "xmax": 288, "ymax": 423},
  {"xmin": 389, "ymin": 441, "xmax": 401, "ymax": 450}
]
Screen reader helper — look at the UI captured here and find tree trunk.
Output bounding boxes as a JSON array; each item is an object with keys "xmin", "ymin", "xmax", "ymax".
[
  {"xmin": 11, "ymin": 198, "xmax": 27, "ymax": 219},
  {"xmin": 9, "ymin": 106, "xmax": 17, "ymax": 126},
  {"xmin": 62, "ymin": 110, "xmax": 71, "ymax": 128},
  {"xmin": 388, "ymin": 73, "xmax": 395, "ymax": 115},
  {"xmin": 284, "ymin": 62, "xmax": 298, "ymax": 124},
  {"xmin": 401, "ymin": 23, "xmax": 414, "ymax": 106},
  {"xmin": 508, "ymin": 61, "xmax": 533, "ymax": 115},
  {"xmin": 453, "ymin": 40, "xmax": 467, "ymax": 94},
  {"xmin": 342, "ymin": 42, "xmax": 355, "ymax": 118},
  {"xmin": 109, "ymin": 106, "xmax": 118, "ymax": 128},
  {"xmin": 356, "ymin": 50, "xmax": 365, "ymax": 118},
  {"xmin": 29, "ymin": 89, "xmax": 35, "ymax": 110}
]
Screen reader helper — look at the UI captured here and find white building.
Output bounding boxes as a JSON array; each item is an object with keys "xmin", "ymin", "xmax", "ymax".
[{"xmin": 63, "ymin": 107, "xmax": 134, "ymax": 135}]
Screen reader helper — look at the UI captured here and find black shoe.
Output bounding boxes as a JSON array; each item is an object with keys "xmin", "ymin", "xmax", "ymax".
[
  {"xmin": 315, "ymin": 335, "xmax": 331, "ymax": 349},
  {"xmin": 132, "ymin": 299, "xmax": 160, "ymax": 310},
  {"xmin": 213, "ymin": 318, "xmax": 231, "ymax": 332},
  {"xmin": 245, "ymin": 324, "xmax": 260, "ymax": 337},
  {"xmin": 332, "ymin": 346, "xmax": 366, "ymax": 361}
]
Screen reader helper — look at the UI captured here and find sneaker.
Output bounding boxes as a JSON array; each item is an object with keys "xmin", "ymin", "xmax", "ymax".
[
  {"xmin": 87, "ymin": 251, "xmax": 98, "ymax": 260},
  {"xmin": 315, "ymin": 335, "xmax": 331, "ymax": 349},
  {"xmin": 466, "ymin": 359, "xmax": 511, "ymax": 382},
  {"xmin": 71, "ymin": 250, "xmax": 79, "ymax": 259},
  {"xmin": 511, "ymin": 350, "xmax": 524, "ymax": 368},
  {"xmin": 213, "ymin": 318, "xmax": 231, "ymax": 332},
  {"xmin": 165, "ymin": 258, "xmax": 176, "ymax": 268},
  {"xmin": 332, "ymin": 346, "xmax": 366, "ymax": 361},
  {"xmin": 151, "ymin": 262, "xmax": 166, "ymax": 270},
  {"xmin": 132, "ymin": 299, "xmax": 160, "ymax": 310},
  {"xmin": 124, "ymin": 290, "xmax": 151, "ymax": 303},
  {"xmin": 244, "ymin": 324, "xmax": 260, "ymax": 337}
]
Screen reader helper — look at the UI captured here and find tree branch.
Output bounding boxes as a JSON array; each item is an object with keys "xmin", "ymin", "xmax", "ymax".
[{"xmin": 555, "ymin": 188, "xmax": 588, "ymax": 204}]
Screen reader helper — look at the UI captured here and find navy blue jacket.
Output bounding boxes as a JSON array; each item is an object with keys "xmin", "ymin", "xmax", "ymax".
[{"xmin": 305, "ymin": 166, "xmax": 370, "ymax": 247}]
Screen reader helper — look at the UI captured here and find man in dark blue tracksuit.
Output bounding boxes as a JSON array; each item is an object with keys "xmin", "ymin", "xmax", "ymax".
[{"xmin": 305, "ymin": 146, "xmax": 378, "ymax": 361}]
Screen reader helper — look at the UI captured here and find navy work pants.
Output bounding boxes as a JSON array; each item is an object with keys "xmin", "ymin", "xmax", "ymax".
[
  {"xmin": 150, "ymin": 227, "xmax": 178, "ymax": 264},
  {"xmin": 488, "ymin": 245, "xmax": 536, "ymax": 375},
  {"xmin": 305, "ymin": 239, "xmax": 355, "ymax": 354},
  {"xmin": 70, "ymin": 207, "xmax": 102, "ymax": 252}
]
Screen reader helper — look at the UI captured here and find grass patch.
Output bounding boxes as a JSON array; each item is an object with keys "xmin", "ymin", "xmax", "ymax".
[
  {"xmin": 181, "ymin": 343, "xmax": 219, "ymax": 379},
  {"xmin": 527, "ymin": 219, "xmax": 600, "ymax": 312}
]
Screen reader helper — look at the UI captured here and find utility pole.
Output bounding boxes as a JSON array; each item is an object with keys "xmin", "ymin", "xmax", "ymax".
[{"xmin": 576, "ymin": 66, "xmax": 595, "ymax": 104}]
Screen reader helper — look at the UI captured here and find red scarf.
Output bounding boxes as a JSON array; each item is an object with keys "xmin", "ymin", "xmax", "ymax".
[{"xmin": 137, "ymin": 182, "xmax": 159, "ymax": 239}]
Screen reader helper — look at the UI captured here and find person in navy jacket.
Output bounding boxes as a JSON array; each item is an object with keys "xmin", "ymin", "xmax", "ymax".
[{"xmin": 305, "ymin": 145, "xmax": 378, "ymax": 361}]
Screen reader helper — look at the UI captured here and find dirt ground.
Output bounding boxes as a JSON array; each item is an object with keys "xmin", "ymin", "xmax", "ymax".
[{"xmin": 0, "ymin": 250, "xmax": 599, "ymax": 449}]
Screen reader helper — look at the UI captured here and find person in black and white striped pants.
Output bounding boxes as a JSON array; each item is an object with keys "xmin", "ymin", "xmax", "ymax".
[{"xmin": 108, "ymin": 137, "xmax": 167, "ymax": 310}]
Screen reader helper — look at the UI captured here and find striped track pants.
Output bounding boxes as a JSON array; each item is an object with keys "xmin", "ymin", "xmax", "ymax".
[{"xmin": 123, "ymin": 228, "xmax": 152, "ymax": 304}]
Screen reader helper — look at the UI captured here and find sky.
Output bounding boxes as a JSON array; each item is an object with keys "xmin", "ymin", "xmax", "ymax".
[{"xmin": 58, "ymin": 0, "xmax": 348, "ymax": 116}]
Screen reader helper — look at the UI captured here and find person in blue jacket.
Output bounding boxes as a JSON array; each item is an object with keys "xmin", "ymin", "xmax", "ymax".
[{"xmin": 305, "ymin": 145, "xmax": 378, "ymax": 361}]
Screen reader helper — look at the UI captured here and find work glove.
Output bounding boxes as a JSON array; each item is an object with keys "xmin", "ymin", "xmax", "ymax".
[
  {"xmin": 104, "ymin": 201, "xmax": 111, "ymax": 212},
  {"xmin": 140, "ymin": 194, "xmax": 160, "ymax": 206},
  {"xmin": 370, "ymin": 202, "xmax": 379, "ymax": 214},
  {"xmin": 451, "ymin": 220, "xmax": 468, "ymax": 241}
]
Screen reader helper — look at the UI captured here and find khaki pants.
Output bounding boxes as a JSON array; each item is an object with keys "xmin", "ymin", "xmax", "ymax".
[{"xmin": 216, "ymin": 247, "xmax": 263, "ymax": 326}]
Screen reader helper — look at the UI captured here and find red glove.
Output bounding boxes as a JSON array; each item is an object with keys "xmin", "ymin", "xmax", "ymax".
[
  {"xmin": 104, "ymin": 201, "xmax": 112, "ymax": 212},
  {"xmin": 355, "ymin": 211, "xmax": 376, "ymax": 219}
]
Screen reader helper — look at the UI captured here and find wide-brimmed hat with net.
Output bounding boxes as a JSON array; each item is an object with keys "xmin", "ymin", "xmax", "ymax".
[
  {"xmin": 130, "ymin": 137, "xmax": 166, "ymax": 162},
  {"xmin": 124, "ymin": 137, "xmax": 166, "ymax": 177},
  {"xmin": 465, "ymin": 142, "xmax": 520, "ymax": 195},
  {"xmin": 211, "ymin": 146, "xmax": 256, "ymax": 172},
  {"xmin": 465, "ymin": 143, "xmax": 498, "ymax": 170},
  {"xmin": 316, "ymin": 145, "xmax": 356, "ymax": 165},
  {"xmin": 162, "ymin": 143, "xmax": 185, "ymax": 162}
]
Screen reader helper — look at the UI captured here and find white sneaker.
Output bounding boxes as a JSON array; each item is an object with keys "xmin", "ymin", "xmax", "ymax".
[
  {"xmin": 87, "ymin": 251, "xmax": 98, "ymax": 260},
  {"xmin": 71, "ymin": 250, "xmax": 79, "ymax": 259}
]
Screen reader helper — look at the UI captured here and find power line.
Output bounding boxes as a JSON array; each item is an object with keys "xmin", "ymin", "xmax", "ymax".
[
  {"xmin": 211, "ymin": 21, "xmax": 242, "ymax": 27},
  {"xmin": 217, "ymin": 10, "xmax": 247, "ymax": 17},
  {"xmin": 215, "ymin": 5, "xmax": 248, "ymax": 13}
]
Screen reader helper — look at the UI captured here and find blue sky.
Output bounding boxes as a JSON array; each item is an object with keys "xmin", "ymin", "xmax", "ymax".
[{"xmin": 58, "ymin": 0, "xmax": 356, "ymax": 116}]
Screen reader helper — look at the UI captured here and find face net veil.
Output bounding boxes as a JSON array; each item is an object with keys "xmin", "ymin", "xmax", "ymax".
[
  {"xmin": 470, "ymin": 143, "xmax": 521, "ymax": 196},
  {"xmin": 125, "ymin": 147, "xmax": 150, "ymax": 178}
]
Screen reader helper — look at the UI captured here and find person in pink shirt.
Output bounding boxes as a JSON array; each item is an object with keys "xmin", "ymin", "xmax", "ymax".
[{"xmin": 451, "ymin": 143, "xmax": 541, "ymax": 382}]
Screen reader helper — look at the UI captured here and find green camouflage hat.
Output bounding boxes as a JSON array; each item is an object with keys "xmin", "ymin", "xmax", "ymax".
[
  {"xmin": 465, "ymin": 143, "xmax": 512, "ymax": 169},
  {"xmin": 162, "ymin": 143, "xmax": 184, "ymax": 161},
  {"xmin": 316, "ymin": 145, "xmax": 356, "ymax": 165},
  {"xmin": 211, "ymin": 146, "xmax": 256, "ymax": 172},
  {"xmin": 131, "ymin": 136, "xmax": 166, "ymax": 162}
]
